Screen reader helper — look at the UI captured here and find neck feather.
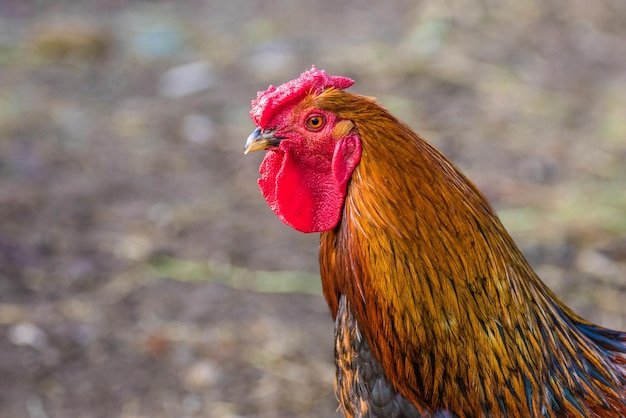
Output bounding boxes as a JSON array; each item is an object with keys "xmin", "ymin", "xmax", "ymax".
[{"xmin": 319, "ymin": 99, "xmax": 626, "ymax": 415}]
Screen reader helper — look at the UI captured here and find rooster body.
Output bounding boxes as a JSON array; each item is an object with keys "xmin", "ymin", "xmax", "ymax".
[{"xmin": 245, "ymin": 68, "xmax": 626, "ymax": 417}]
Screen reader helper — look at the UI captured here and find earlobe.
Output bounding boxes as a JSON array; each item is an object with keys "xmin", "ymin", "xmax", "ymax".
[{"xmin": 332, "ymin": 133, "xmax": 362, "ymax": 191}]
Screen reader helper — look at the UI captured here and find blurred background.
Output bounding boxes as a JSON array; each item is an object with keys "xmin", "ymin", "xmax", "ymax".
[{"xmin": 0, "ymin": 0, "xmax": 625, "ymax": 417}]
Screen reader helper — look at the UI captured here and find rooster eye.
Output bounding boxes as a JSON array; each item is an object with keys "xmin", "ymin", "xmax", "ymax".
[{"xmin": 305, "ymin": 115, "xmax": 325, "ymax": 131}]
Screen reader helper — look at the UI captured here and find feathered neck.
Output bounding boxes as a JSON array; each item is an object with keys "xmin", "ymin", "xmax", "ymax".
[{"xmin": 318, "ymin": 94, "xmax": 626, "ymax": 416}]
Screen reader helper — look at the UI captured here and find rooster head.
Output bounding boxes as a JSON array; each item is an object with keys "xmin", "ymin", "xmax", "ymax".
[{"xmin": 245, "ymin": 67, "xmax": 362, "ymax": 233}]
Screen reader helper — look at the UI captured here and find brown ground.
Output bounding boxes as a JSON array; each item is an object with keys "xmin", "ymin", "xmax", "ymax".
[{"xmin": 0, "ymin": 1, "xmax": 625, "ymax": 417}]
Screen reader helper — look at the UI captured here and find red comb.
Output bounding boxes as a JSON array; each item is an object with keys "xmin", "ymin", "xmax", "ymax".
[{"xmin": 250, "ymin": 66, "xmax": 354, "ymax": 128}]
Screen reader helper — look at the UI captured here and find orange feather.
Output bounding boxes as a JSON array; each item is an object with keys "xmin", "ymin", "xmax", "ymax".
[{"xmin": 313, "ymin": 89, "xmax": 626, "ymax": 416}]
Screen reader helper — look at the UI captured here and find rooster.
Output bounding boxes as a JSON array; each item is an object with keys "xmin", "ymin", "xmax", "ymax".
[{"xmin": 244, "ymin": 67, "xmax": 626, "ymax": 417}]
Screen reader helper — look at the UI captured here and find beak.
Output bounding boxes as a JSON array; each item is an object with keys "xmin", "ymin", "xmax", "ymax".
[{"xmin": 244, "ymin": 127, "xmax": 284, "ymax": 154}]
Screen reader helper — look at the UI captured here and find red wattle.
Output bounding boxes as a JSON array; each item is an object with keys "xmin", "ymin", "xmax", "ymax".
[{"xmin": 258, "ymin": 134, "xmax": 361, "ymax": 233}]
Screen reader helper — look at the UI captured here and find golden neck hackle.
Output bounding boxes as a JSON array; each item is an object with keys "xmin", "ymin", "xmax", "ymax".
[{"xmin": 318, "ymin": 90, "xmax": 625, "ymax": 416}]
